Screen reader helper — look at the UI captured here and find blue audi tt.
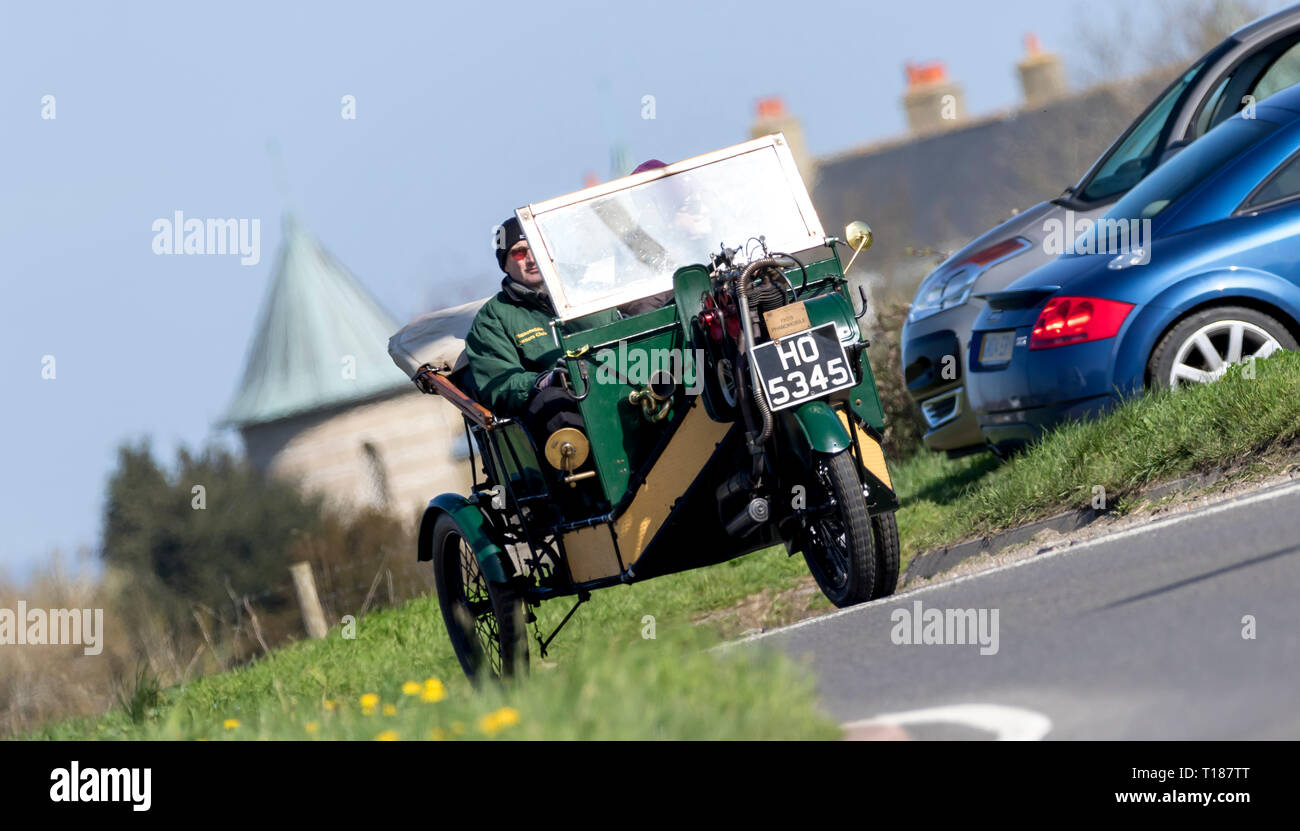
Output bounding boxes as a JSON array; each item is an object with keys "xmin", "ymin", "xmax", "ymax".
[{"xmin": 968, "ymin": 82, "xmax": 1300, "ymax": 455}]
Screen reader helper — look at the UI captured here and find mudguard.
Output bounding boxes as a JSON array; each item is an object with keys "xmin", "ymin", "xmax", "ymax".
[
  {"xmin": 781, "ymin": 400, "xmax": 852, "ymax": 467},
  {"xmin": 416, "ymin": 493, "xmax": 511, "ymax": 583}
]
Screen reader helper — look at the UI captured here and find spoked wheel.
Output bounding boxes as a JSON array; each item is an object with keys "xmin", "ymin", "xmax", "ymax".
[
  {"xmin": 430, "ymin": 514, "xmax": 527, "ymax": 684},
  {"xmin": 800, "ymin": 450, "xmax": 877, "ymax": 608}
]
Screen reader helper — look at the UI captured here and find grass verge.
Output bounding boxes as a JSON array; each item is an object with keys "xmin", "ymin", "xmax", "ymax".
[
  {"xmin": 32, "ymin": 566, "xmax": 838, "ymax": 739},
  {"xmin": 893, "ymin": 349, "xmax": 1300, "ymax": 562}
]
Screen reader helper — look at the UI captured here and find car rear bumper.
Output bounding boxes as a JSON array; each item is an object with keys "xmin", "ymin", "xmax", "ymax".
[{"xmin": 977, "ymin": 392, "xmax": 1120, "ymax": 452}]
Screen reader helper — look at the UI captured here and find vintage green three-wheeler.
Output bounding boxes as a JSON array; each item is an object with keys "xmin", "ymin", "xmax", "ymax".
[{"xmin": 389, "ymin": 134, "xmax": 900, "ymax": 681}]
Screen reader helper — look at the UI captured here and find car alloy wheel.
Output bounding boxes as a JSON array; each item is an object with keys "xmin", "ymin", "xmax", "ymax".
[
  {"xmin": 1148, "ymin": 306, "xmax": 1297, "ymax": 391},
  {"xmin": 1167, "ymin": 320, "xmax": 1281, "ymax": 387}
]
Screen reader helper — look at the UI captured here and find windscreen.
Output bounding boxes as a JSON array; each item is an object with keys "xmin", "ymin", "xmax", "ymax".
[{"xmin": 529, "ymin": 144, "xmax": 822, "ymax": 319}]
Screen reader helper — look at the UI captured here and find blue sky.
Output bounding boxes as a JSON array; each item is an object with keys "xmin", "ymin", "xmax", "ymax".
[{"xmin": 0, "ymin": 0, "xmax": 1273, "ymax": 579}]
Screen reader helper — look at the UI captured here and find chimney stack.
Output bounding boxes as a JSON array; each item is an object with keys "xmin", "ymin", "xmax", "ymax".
[
  {"xmin": 1017, "ymin": 33, "xmax": 1067, "ymax": 108},
  {"xmin": 902, "ymin": 61, "xmax": 964, "ymax": 135},
  {"xmin": 751, "ymin": 96, "xmax": 815, "ymax": 184}
]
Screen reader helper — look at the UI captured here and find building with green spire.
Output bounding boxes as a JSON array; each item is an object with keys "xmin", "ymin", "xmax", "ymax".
[{"xmin": 222, "ymin": 216, "xmax": 468, "ymax": 519}]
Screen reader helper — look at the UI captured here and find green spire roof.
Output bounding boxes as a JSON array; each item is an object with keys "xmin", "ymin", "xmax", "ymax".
[{"xmin": 221, "ymin": 216, "xmax": 408, "ymax": 428}]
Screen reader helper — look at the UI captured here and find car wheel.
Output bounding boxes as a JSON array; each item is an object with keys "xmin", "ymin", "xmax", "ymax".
[{"xmin": 1148, "ymin": 306, "xmax": 1296, "ymax": 390}]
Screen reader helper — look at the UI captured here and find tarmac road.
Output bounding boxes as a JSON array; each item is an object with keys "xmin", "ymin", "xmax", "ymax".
[{"xmin": 736, "ymin": 479, "xmax": 1300, "ymax": 739}]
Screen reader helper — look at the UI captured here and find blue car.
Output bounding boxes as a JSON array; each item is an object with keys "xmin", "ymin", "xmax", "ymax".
[{"xmin": 968, "ymin": 83, "xmax": 1300, "ymax": 455}]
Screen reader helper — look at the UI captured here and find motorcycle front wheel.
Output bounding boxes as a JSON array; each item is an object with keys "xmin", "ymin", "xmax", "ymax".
[{"xmin": 800, "ymin": 450, "xmax": 877, "ymax": 608}]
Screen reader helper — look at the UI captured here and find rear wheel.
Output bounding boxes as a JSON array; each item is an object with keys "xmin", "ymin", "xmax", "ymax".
[
  {"xmin": 801, "ymin": 450, "xmax": 877, "ymax": 608},
  {"xmin": 430, "ymin": 514, "xmax": 527, "ymax": 683},
  {"xmin": 870, "ymin": 511, "xmax": 900, "ymax": 599},
  {"xmin": 1148, "ymin": 306, "xmax": 1296, "ymax": 389}
]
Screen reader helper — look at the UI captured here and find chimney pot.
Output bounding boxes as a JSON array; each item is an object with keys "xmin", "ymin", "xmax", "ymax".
[
  {"xmin": 756, "ymin": 96, "xmax": 787, "ymax": 119},
  {"xmin": 1017, "ymin": 35, "xmax": 1067, "ymax": 107}
]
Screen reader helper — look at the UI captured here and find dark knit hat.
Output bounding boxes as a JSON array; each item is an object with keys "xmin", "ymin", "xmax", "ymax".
[{"xmin": 494, "ymin": 216, "xmax": 527, "ymax": 273}]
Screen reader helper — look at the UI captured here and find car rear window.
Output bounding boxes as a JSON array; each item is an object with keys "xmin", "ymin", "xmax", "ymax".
[
  {"xmin": 1243, "ymin": 150, "xmax": 1300, "ymax": 208},
  {"xmin": 1105, "ymin": 117, "xmax": 1278, "ymax": 221}
]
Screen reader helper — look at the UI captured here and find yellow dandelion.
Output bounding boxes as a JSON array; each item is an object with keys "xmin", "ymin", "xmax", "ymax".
[
  {"xmin": 382, "ymin": 704, "xmax": 397, "ymax": 716},
  {"xmin": 323, "ymin": 699, "xmax": 338, "ymax": 711},
  {"xmin": 375, "ymin": 729, "xmax": 400, "ymax": 741},
  {"xmin": 223, "ymin": 718, "xmax": 240, "ymax": 731},
  {"xmin": 359, "ymin": 693, "xmax": 379, "ymax": 709},
  {"xmin": 495, "ymin": 707, "xmax": 520, "ymax": 728},
  {"xmin": 477, "ymin": 706, "xmax": 520, "ymax": 736},
  {"xmin": 429, "ymin": 727, "xmax": 448, "ymax": 741},
  {"xmin": 451, "ymin": 721, "xmax": 465, "ymax": 735},
  {"xmin": 401, "ymin": 681, "xmax": 421, "ymax": 696},
  {"xmin": 305, "ymin": 722, "xmax": 319, "ymax": 735},
  {"xmin": 421, "ymin": 678, "xmax": 446, "ymax": 702}
]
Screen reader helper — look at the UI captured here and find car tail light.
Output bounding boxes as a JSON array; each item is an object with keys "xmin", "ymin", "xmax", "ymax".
[
  {"xmin": 1029, "ymin": 296, "xmax": 1134, "ymax": 350},
  {"xmin": 960, "ymin": 237, "xmax": 1031, "ymax": 267}
]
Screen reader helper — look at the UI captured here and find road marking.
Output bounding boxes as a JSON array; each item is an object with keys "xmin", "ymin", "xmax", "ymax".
[
  {"xmin": 843, "ymin": 703, "xmax": 1052, "ymax": 741},
  {"xmin": 722, "ymin": 477, "xmax": 1300, "ymax": 648}
]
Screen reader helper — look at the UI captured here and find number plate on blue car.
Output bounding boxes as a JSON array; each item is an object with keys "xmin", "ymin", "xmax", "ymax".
[
  {"xmin": 979, "ymin": 330, "xmax": 1016, "ymax": 365},
  {"xmin": 751, "ymin": 323, "xmax": 856, "ymax": 411}
]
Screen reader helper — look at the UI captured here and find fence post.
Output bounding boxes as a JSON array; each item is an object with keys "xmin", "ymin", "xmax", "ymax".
[{"xmin": 290, "ymin": 562, "xmax": 329, "ymax": 639}]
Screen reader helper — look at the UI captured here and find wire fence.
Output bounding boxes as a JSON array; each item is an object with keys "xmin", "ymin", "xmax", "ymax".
[{"xmin": 174, "ymin": 545, "xmax": 437, "ymax": 681}]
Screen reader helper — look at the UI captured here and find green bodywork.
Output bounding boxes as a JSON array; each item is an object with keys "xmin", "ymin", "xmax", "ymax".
[
  {"xmin": 418, "ymin": 493, "xmax": 511, "ymax": 583},
  {"xmin": 847, "ymin": 343, "xmax": 886, "ymax": 432},
  {"xmin": 782, "ymin": 400, "xmax": 851, "ymax": 464},
  {"xmin": 484, "ymin": 420, "xmax": 547, "ymax": 499},
  {"xmin": 555, "ymin": 245, "xmax": 891, "ymax": 509},
  {"xmin": 559, "ymin": 303, "xmax": 686, "ymax": 505}
]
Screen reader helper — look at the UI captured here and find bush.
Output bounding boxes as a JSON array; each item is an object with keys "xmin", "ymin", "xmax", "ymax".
[{"xmin": 867, "ymin": 295, "xmax": 927, "ymax": 461}]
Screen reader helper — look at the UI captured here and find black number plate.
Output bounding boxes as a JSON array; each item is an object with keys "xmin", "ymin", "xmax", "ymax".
[{"xmin": 750, "ymin": 323, "xmax": 856, "ymax": 411}]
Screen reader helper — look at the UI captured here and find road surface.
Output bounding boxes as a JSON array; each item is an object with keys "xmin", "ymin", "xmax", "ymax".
[{"xmin": 738, "ymin": 479, "xmax": 1300, "ymax": 739}]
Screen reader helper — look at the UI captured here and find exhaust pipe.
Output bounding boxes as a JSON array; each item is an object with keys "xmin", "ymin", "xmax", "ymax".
[{"xmin": 724, "ymin": 497, "xmax": 770, "ymax": 538}]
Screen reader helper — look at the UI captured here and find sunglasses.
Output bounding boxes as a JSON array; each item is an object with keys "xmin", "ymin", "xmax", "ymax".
[{"xmin": 508, "ymin": 245, "xmax": 532, "ymax": 261}]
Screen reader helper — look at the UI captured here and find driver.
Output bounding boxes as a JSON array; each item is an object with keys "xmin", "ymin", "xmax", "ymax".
[{"xmin": 465, "ymin": 216, "xmax": 618, "ymax": 437}]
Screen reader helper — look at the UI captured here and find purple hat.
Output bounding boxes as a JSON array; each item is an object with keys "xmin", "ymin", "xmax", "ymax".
[{"xmin": 632, "ymin": 159, "xmax": 667, "ymax": 175}]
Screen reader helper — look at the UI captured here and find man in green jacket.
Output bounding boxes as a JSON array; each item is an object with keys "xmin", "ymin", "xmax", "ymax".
[{"xmin": 465, "ymin": 216, "xmax": 618, "ymax": 436}]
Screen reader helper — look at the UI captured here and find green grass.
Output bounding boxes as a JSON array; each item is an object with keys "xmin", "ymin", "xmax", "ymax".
[
  {"xmin": 892, "ymin": 349, "xmax": 1300, "ymax": 562},
  {"xmin": 35, "ymin": 351, "xmax": 1300, "ymax": 740},
  {"xmin": 33, "ymin": 554, "xmax": 837, "ymax": 740},
  {"xmin": 37, "ymin": 609, "xmax": 835, "ymax": 741}
]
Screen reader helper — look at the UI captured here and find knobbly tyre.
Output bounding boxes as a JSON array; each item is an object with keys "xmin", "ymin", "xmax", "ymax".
[{"xmin": 389, "ymin": 134, "xmax": 900, "ymax": 682}]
